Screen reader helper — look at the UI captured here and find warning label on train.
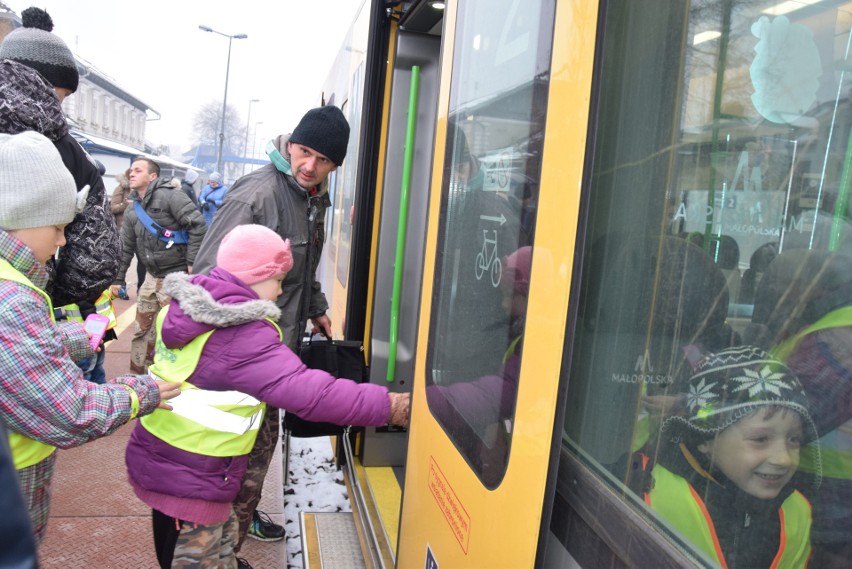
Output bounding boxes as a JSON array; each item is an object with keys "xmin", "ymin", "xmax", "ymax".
[
  {"xmin": 425, "ymin": 544, "xmax": 438, "ymax": 569},
  {"xmin": 429, "ymin": 457, "xmax": 471, "ymax": 553}
]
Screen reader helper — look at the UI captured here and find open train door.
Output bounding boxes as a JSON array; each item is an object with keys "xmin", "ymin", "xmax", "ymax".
[{"xmin": 397, "ymin": 0, "xmax": 599, "ymax": 566}]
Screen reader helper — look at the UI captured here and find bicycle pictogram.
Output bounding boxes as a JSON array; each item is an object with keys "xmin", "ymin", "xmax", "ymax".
[
  {"xmin": 496, "ymin": 152, "xmax": 510, "ymax": 188},
  {"xmin": 475, "ymin": 229, "xmax": 502, "ymax": 287}
]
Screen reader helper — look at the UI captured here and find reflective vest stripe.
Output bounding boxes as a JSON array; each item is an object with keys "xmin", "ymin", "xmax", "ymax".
[
  {"xmin": 772, "ymin": 509, "xmax": 788, "ymax": 569},
  {"xmin": 64, "ymin": 307, "xmax": 83, "ymax": 320},
  {"xmin": 0, "ymin": 258, "xmax": 58, "ymax": 469},
  {"xmin": 141, "ymin": 307, "xmax": 283, "ymax": 457},
  {"xmin": 95, "ymin": 293, "xmax": 117, "ymax": 329},
  {"xmin": 62, "ymin": 291, "xmax": 117, "ymax": 329},
  {"xmin": 647, "ymin": 464, "xmax": 812, "ymax": 568},
  {"xmin": 686, "ymin": 483, "xmax": 727, "ymax": 568},
  {"xmin": 151, "ymin": 377, "xmax": 263, "ymax": 435},
  {"xmin": 646, "ymin": 464, "xmax": 726, "ymax": 566}
]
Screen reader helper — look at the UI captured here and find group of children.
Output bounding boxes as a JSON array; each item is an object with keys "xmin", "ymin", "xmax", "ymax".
[{"xmin": 0, "ymin": 130, "xmax": 409, "ymax": 568}]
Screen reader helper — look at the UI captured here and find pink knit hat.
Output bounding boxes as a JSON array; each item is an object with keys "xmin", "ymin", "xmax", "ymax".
[
  {"xmin": 216, "ymin": 225, "xmax": 293, "ymax": 285},
  {"xmin": 503, "ymin": 246, "xmax": 532, "ymax": 295}
]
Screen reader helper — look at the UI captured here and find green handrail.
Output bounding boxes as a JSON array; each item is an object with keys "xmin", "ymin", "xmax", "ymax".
[
  {"xmin": 387, "ymin": 65, "xmax": 420, "ymax": 382},
  {"xmin": 829, "ymin": 126, "xmax": 852, "ymax": 251}
]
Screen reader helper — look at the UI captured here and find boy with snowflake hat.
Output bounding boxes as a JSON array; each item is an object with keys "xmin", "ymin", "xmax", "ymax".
[{"xmin": 634, "ymin": 346, "xmax": 820, "ymax": 568}]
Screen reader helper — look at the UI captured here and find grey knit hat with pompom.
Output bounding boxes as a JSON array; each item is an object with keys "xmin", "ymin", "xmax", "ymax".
[{"xmin": 0, "ymin": 7, "xmax": 79, "ymax": 93}]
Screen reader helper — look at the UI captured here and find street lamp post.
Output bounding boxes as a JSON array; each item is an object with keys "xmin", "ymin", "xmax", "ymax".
[
  {"xmin": 198, "ymin": 25, "xmax": 247, "ymax": 176},
  {"xmin": 242, "ymin": 98, "xmax": 259, "ymax": 176},
  {"xmin": 252, "ymin": 121, "xmax": 263, "ymax": 173}
]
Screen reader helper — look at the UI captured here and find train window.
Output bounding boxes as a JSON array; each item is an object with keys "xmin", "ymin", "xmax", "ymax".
[
  {"xmin": 562, "ymin": 1, "xmax": 852, "ymax": 566},
  {"xmin": 425, "ymin": 0, "xmax": 554, "ymax": 489},
  {"xmin": 326, "ymin": 169, "xmax": 338, "ymax": 259},
  {"xmin": 337, "ymin": 92, "xmax": 361, "ymax": 287}
]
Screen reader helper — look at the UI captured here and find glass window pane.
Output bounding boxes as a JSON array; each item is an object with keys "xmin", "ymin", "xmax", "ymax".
[
  {"xmin": 426, "ymin": 0, "xmax": 554, "ymax": 489},
  {"xmin": 564, "ymin": 0, "xmax": 852, "ymax": 565}
]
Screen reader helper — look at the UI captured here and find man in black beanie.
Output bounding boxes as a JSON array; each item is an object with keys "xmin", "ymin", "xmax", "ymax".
[{"xmin": 192, "ymin": 105, "xmax": 350, "ymax": 563}]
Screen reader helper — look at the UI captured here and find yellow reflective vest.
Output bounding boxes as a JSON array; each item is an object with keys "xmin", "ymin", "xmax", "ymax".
[
  {"xmin": 0, "ymin": 258, "xmax": 58, "ymax": 469},
  {"xmin": 646, "ymin": 463, "xmax": 812, "ymax": 568},
  {"xmin": 61, "ymin": 290, "xmax": 117, "ymax": 329},
  {"xmin": 773, "ymin": 306, "xmax": 852, "ymax": 480},
  {"xmin": 140, "ymin": 306, "xmax": 282, "ymax": 457}
]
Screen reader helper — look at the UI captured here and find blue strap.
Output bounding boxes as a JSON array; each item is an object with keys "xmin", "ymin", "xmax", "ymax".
[{"xmin": 133, "ymin": 201, "xmax": 189, "ymax": 245}]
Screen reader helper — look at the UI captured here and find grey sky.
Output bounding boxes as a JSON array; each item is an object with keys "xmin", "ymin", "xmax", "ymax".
[{"xmin": 7, "ymin": 1, "xmax": 364, "ymax": 155}]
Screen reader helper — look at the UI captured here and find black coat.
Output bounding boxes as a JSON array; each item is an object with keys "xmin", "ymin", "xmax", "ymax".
[
  {"xmin": 0, "ymin": 418, "xmax": 37, "ymax": 568},
  {"xmin": 180, "ymin": 180, "xmax": 200, "ymax": 208},
  {"xmin": 0, "ymin": 60, "xmax": 121, "ymax": 306}
]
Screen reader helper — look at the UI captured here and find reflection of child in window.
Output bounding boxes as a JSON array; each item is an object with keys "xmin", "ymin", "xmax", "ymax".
[
  {"xmin": 425, "ymin": 247, "xmax": 530, "ymax": 479},
  {"xmin": 635, "ymin": 346, "xmax": 820, "ymax": 568}
]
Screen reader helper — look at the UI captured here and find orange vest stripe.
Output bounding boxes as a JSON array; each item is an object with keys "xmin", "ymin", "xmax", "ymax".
[{"xmin": 687, "ymin": 484, "xmax": 728, "ymax": 569}]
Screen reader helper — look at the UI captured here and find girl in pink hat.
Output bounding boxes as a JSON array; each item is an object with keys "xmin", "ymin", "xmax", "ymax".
[{"xmin": 125, "ymin": 224, "xmax": 409, "ymax": 569}]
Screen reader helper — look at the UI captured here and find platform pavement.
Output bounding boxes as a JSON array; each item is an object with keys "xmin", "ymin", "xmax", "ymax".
[{"xmin": 38, "ymin": 287, "xmax": 287, "ymax": 569}]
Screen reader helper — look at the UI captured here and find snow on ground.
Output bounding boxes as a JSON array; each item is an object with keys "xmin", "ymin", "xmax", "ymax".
[{"xmin": 283, "ymin": 436, "xmax": 352, "ymax": 569}]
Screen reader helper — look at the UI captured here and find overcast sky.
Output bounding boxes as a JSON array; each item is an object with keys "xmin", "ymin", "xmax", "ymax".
[{"xmin": 7, "ymin": 0, "xmax": 365, "ymax": 155}]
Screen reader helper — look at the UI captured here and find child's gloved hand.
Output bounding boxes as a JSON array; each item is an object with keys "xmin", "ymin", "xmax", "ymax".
[{"xmin": 388, "ymin": 392, "xmax": 410, "ymax": 428}]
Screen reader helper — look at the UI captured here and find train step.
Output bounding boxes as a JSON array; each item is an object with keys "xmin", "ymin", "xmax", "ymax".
[{"xmin": 301, "ymin": 512, "xmax": 367, "ymax": 569}]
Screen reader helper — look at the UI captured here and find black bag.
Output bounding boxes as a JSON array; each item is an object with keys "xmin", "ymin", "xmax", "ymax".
[{"xmin": 283, "ymin": 337, "xmax": 369, "ymax": 437}]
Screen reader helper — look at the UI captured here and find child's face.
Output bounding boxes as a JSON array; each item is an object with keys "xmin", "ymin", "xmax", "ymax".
[
  {"xmin": 9, "ymin": 225, "xmax": 67, "ymax": 264},
  {"xmin": 698, "ymin": 407, "xmax": 803, "ymax": 500},
  {"xmin": 249, "ymin": 273, "xmax": 286, "ymax": 301}
]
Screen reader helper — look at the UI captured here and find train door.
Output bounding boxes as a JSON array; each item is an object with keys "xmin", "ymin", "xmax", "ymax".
[
  {"xmin": 362, "ymin": 28, "xmax": 442, "ymax": 468},
  {"xmin": 397, "ymin": 0, "xmax": 599, "ymax": 566}
]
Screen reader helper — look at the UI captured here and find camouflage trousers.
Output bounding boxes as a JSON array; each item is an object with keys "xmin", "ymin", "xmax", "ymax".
[
  {"xmin": 233, "ymin": 406, "xmax": 280, "ymax": 552},
  {"xmin": 153, "ymin": 508, "xmax": 238, "ymax": 569},
  {"xmin": 130, "ymin": 274, "xmax": 170, "ymax": 374}
]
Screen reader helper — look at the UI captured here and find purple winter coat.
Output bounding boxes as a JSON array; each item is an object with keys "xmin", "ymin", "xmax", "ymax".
[{"xmin": 125, "ymin": 268, "xmax": 390, "ymax": 504}]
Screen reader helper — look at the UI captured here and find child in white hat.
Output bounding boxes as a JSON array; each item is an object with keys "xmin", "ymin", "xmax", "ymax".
[{"xmin": 0, "ymin": 131, "xmax": 180, "ymax": 543}]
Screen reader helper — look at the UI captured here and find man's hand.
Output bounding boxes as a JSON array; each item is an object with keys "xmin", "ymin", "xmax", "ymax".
[
  {"xmin": 109, "ymin": 284, "xmax": 122, "ymax": 298},
  {"xmin": 310, "ymin": 313, "xmax": 333, "ymax": 339}
]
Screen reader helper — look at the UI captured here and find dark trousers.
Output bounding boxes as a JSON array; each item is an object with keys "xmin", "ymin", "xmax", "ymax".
[
  {"xmin": 136, "ymin": 252, "xmax": 147, "ymax": 291},
  {"xmin": 152, "ymin": 509, "xmax": 181, "ymax": 569}
]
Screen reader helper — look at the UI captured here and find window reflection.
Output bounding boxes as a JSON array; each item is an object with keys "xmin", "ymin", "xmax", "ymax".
[
  {"xmin": 564, "ymin": 0, "xmax": 852, "ymax": 566},
  {"xmin": 426, "ymin": 0, "xmax": 553, "ymax": 488}
]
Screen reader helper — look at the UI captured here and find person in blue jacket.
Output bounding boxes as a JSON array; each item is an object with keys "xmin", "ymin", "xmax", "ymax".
[{"xmin": 199, "ymin": 172, "xmax": 228, "ymax": 225}]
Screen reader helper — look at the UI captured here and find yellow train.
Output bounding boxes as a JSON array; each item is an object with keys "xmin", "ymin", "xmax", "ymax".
[{"xmin": 306, "ymin": 0, "xmax": 852, "ymax": 567}]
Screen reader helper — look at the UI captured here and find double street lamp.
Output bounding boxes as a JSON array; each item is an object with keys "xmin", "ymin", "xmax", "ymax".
[{"xmin": 198, "ymin": 25, "xmax": 248, "ymax": 175}]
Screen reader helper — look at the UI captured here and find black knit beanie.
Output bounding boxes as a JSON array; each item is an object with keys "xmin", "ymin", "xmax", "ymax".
[
  {"xmin": 289, "ymin": 106, "xmax": 350, "ymax": 165},
  {"xmin": 0, "ymin": 7, "xmax": 79, "ymax": 93}
]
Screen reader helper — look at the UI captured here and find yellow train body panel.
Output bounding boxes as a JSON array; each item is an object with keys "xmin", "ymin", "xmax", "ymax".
[{"xmin": 397, "ymin": 0, "xmax": 600, "ymax": 566}]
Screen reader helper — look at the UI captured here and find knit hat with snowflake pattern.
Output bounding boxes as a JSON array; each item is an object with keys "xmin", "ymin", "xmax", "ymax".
[{"xmin": 663, "ymin": 346, "xmax": 819, "ymax": 447}]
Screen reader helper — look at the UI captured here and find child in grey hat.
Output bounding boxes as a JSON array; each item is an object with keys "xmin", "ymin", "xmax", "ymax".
[
  {"xmin": 0, "ymin": 131, "xmax": 180, "ymax": 543},
  {"xmin": 635, "ymin": 346, "xmax": 819, "ymax": 568}
]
